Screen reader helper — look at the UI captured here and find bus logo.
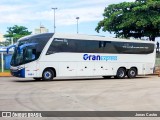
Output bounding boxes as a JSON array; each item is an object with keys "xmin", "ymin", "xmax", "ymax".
[{"xmin": 83, "ymin": 54, "xmax": 117, "ymax": 61}]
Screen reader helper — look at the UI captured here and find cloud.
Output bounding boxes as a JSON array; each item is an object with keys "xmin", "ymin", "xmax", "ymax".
[
  {"xmin": 0, "ymin": 5, "xmax": 18, "ymax": 12},
  {"xmin": 57, "ymin": 7, "xmax": 104, "ymax": 25},
  {"xmin": 0, "ymin": 2, "xmax": 105, "ymax": 25},
  {"xmin": 0, "ymin": 0, "xmax": 135, "ymax": 25},
  {"xmin": 35, "ymin": 6, "xmax": 104, "ymax": 26}
]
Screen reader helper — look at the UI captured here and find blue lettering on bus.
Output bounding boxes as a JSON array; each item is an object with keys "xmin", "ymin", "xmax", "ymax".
[
  {"xmin": 83, "ymin": 54, "xmax": 101, "ymax": 60},
  {"xmin": 83, "ymin": 54, "xmax": 117, "ymax": 61}
]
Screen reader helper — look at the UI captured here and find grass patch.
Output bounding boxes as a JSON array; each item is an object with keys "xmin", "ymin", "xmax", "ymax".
[{"xmin": 0, "ymin": 69, "xmax": 10, "ymax": 73}]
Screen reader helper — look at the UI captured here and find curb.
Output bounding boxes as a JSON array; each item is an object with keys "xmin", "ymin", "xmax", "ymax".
[{"xmin": 0, "ymin": 72, "xmax": 12, "ymax": 77}]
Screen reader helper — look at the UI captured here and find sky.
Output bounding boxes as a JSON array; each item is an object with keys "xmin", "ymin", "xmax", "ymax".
[{"xmin": 0, "ymin": 0, "xmax": 138, "ymax": 37}]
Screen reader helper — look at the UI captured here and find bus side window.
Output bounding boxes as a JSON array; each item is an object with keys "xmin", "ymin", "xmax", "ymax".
[
  {"xmin": 86, "ymin": 40, "xmax": 103, "ymax": 53},
  {"xmin": 66, "ymin": 40, "xmax": 76, "ymax": 52},
  {"xmin": 99, "ymin": 41, "xmax": 104, "ymax": 48},
  {"xmin": 46, "ymin": 39, "xmax": 69, "ymax": 54},
  {"xmin": 103, "ymin": 41, "xmax": 117, "ymax": 53},
  {"xmin": 75, "ymin": 40, "xmax": 86, "ymax": 52},
  {"xmin": 25, "ymin": 48, "xmax": 36, "ymax": 62}
]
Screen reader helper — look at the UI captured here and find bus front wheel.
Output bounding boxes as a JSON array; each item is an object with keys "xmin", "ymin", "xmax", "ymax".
[{"xmin": 42, "ymin": 68, "xmax": 54, "ymax": 80}]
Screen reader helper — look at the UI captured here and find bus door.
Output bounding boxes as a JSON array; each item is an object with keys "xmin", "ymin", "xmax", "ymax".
[{"xmin": 24, "ymin": 48, "xmax": 38, "ymax": 77}]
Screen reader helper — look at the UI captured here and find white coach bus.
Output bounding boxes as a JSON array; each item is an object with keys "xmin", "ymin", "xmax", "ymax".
[{"xmin": 10, "ymin": 33, "xmax": 156, "ymax": 80}]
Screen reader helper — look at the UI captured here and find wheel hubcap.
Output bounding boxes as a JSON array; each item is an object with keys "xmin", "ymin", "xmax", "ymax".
[
  {"xmin": 119, "ymin": 70, "xmax": 124, "ymax": 77},
  {"xmin": 130, "ymin": 70, "xmax": 135, "ymax": 76},
  {"xmin": 44, "ymin": 71, "xmax": 51, "ymax": 79}
]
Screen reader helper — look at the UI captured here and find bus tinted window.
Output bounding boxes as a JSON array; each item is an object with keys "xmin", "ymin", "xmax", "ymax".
[
  {"xmin": 103, "ymin": 42, "xmax": 154, "ymax": 54},
  {"xmin": 103, "ymin": 41, "xmax": 117, "ymax": 53},
  {"xmin": 27, "ymin": 36, "xmax": 52, "ymax": 59},
  {"xmin": 85, "ymin": 40, "xmax": 103, "ymax": 53},
  {"xmin": 47, "ymin": 38, "xmax": 154, "ymax": 54},
  {"xmin": 70, "ymin": 40, "xmax": 86, "ymax": 52},
  {"xmin": 47, "ymin": 39, "xmax": 103, "ymax": 54},
  {"xmin": 47, "ymin": 39, "xmax": 69, "ymax": 54},
  {"xmin": 69, "ymin": 40, "xmax": 103, "ymax": 53}
]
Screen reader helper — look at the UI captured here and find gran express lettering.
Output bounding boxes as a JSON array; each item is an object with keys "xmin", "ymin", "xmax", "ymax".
[
  {"xmin": 83, "ymin": 54, "xmax": 100, "ymax": 60},
  {"xmin": 83, "ymin": 54, "xmax": 117, "ymax": 61}
]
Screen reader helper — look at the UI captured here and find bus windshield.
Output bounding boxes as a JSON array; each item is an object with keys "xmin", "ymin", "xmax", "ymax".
[{"xmin": 11, "ymin": 33, "xmax": 53, "ymax": 66}]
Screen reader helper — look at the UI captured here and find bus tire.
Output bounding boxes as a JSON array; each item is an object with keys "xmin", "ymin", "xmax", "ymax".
[
  {"xmin": 127, "ymin": 68, "xmax": 137, "ymax": 78},
  {"xmin": 33, "ymin": 77, "xmax": 42, "ymax": 81},
  {"xmin": 116, "ymin": 68, "xmax": 126, "ymax": 79},
  {"xmin": 42, "ymin": 68, "xmax": 54, "ymax": 80}
]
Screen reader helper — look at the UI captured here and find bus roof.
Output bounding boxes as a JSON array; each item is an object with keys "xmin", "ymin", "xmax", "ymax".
[
  {"xmin": 18, "ymin": 33, "xmax": 155, "ymax": 44},
  {"xmin": 54, "ymin": 33, "xmax": 155, "ymax": 44},
  {"xmin": 18, "ymin": 33, "xmax": 54, "ymax": 42}
]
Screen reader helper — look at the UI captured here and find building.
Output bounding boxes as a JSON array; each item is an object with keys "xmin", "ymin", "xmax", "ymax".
[
  {"xmin": 0, "ymin": 33, "xmax": 5, "ymax": 42},
  {"xmin": 34, "ymin": 25, "xmax": 49, "ymax": 34}
]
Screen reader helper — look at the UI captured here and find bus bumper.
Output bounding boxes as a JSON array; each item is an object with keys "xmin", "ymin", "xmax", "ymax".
[{"xmin": 10, "ymin": 66, "xmax": 25, "ymax": 78}]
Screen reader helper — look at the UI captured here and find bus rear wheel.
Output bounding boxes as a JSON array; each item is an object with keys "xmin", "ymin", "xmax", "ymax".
[
  {"xmin": 42, "ymin": 68, "xmax": 54, "ymax": 80},
  {"xmin": 127, "ymin": 68, "xmax": 137, "ymax": 78},
  {"xmin": 116, "ymin": 68, "xmax": 126, "ymax": 79}
]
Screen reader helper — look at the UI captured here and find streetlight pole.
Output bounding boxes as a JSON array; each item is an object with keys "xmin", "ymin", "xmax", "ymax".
[
  {"xmin": 76, "ymin": 17, "xmax": 79, "ymax": 34},
  {"xmin": 11, "ymin": 37, "xmax": 13, "ymax": 45},
  {"xmin": 52, "ymin": 8, "xmax": 58, "ymax": 33},
  {"xmin": 1, "ymin": 52, "xmax": 4, "ymax": 72}
]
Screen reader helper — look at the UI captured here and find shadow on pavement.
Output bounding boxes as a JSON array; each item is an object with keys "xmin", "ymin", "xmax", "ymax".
[{"xmin": 12, "ymin": 76, "xmax": 150, "ymax": 83}]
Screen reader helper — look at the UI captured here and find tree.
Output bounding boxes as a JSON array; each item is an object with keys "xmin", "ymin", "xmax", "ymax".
[
  {"xmin": 95, "ymin": 0, "xmax": 160, "ymax": 41},
  {"xmin": 4, "ymin": 25, "xmax": 32, "ymax": 44}
]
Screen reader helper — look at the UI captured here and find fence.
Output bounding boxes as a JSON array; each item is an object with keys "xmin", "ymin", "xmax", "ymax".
[
  {"xmin": 154, "ymin": 54, "xmax": 160, "ymax": 74},
  {"xmin": 0, "ymin": 53, "xmax": 12, "ymax": 72}
]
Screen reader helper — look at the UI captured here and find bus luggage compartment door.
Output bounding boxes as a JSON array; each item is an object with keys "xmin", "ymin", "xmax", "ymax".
[
  {"xmin": 59, "ymin": 62, "xmax": 77, "ymax": 76},
  {"xmin": 94, "ymin": 62, "xmax": 113, "ymax": 76},
  {"xmin": 77, "ymin": 62, "xmax": 94, "ymax": 76}
]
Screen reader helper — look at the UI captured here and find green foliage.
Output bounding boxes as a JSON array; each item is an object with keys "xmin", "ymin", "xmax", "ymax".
[
  {"xmin": 0, "ymin": 41, "xmax": 10, "ymax": 46},
  {"xmin": 96, "ymin": 0, "xmax": 160, "ymax": 41},
  {"xmin": 4, "ymin": 25, "xmax": 32, "ymax": 43}
]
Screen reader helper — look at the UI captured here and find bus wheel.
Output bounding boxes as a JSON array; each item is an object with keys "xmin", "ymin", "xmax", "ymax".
[
  {"xmin": 42, "ymin": 68, "xmax": 54, "ymax": 80},
  {"xmin": 127, "ymin": 68, "xmax": 137, "ymax": 78},
  {"xmin": 116, "ymin": 68, "xmax": 126, "ymax": 79},
  {"xmin": 33, "ymin": 77, "xmax": 42, "ymax": 81}
]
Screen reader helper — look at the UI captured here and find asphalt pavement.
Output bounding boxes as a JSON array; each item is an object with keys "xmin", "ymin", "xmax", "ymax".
[{"xmin": 0, "ymin": 75, "xmax": 160, "ymax": 120}]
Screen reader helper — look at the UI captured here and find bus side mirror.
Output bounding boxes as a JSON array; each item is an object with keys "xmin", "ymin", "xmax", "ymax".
[
  {"xmin": 18, "ymin": 43, "xmax": 38, "ymax": 54},
  {"xmin": 6, "ymin": 44, "xmax": 16, "ymax": 54}
]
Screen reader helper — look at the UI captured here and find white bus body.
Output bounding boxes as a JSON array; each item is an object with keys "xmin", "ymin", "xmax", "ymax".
[{"xmin": 10, "ymin": 33, "xmax": 156, "ymax": 80}]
